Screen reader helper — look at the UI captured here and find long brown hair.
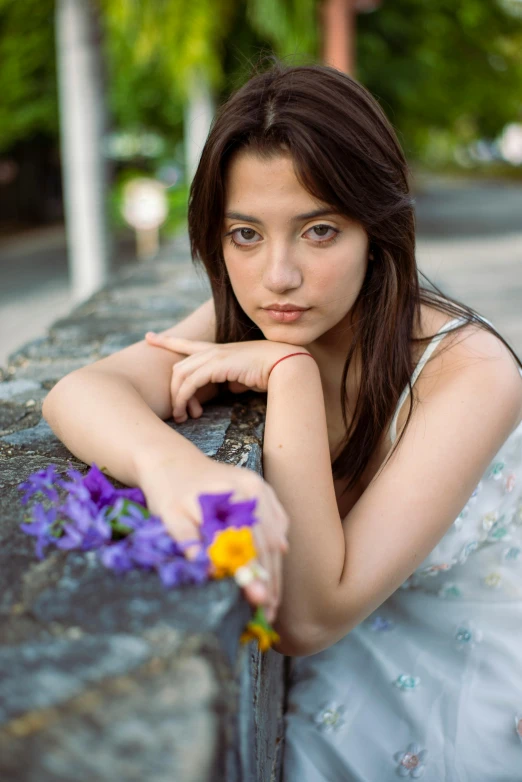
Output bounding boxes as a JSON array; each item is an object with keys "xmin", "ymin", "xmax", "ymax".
[{"xmin": 187, "ymin": 56, "xmax": 522, "ymax": 495}]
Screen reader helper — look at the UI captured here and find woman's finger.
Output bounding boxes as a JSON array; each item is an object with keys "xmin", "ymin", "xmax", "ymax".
[
  {"xmin": 146, "ymin": 333, "xmax": 212, "ymax": 355},
  {"xmin": 187, "ymin": 395, "xmax": 203, "ymax": 419},
  {"xmin": 173, "ymin": 362, "xmax": 229, "ymax": 420},
  {"xmin": 170, "ymin": 351, "xmax": 217, "ymax": 420}
]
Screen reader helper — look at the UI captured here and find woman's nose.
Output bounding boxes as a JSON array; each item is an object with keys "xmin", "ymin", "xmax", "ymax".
[{"xmin": 262, "ymin": 247, "xmax": 302, "ymax": 291}]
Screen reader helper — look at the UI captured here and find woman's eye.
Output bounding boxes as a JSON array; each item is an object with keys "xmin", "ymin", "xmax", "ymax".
[
  {"xmin": 306, "ymin": 224, "xmax": 338, "ymax": 242},
  {"xmin": 228, "ymin": 227, "xmax": 260, "ymax": 247},
  {"xmin": 226, "ymin": 223, "xmax": 340, "ymax": 249}
]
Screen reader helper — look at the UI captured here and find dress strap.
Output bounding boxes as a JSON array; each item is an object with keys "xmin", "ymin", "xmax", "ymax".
[{"xmin": 388, "ymin": 317, "xmax": 468, "ymax": 444}]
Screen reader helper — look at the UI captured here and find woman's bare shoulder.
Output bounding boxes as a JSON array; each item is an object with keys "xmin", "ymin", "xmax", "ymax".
[
  {"xmin": 391, "ymin": 305, "xmax": 522, "ymax": 439},
  {"xmin": 417, "ymin": 307, "xmax": 522, "ymax": 425}
]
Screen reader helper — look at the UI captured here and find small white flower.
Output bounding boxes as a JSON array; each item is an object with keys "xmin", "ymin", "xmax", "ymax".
[
  {"xmin": 233, "ymin": 560, "xmax": 269, "ymax": 586},
  {"xmin": 313, "ymin": 702, "xmax": 346, "ymax": 733},
  {"xmin": 394, "ymin": 674, "xmax": 421, "ymax": 691},
  {"xmin": 454, "ymin": 619, "xmax": 483, "ymax": 651},
  {"xmin": 394, "ymin": 743, "xmax": 428, "ymax": 777},
  {"xmin": 438, "ymin": 582, "xmax": 462, "ymax": 599},
  {"xmin": 483, "ymin": 571, "xmax": 502, "ymax": 589}
]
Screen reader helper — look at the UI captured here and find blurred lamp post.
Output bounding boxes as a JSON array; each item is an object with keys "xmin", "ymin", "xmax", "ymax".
[
  {"xmin": 122, "ymin": 178, "xmax": 168, "ymax": 261},
  {"xmin": 322, "ymin": 0, "xmax": 382, "ymax": 75},
  {"xmin": 55, "ymin": 0, "xmax": 110, "ymax": 304}
]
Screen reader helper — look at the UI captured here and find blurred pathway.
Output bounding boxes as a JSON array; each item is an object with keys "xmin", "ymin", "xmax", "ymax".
[
  {"xmin": 1, "ymin": 174, "xmax": 521, "ymax": 370},
  {"xmin": 414, "ymin": 174, "xmax": 522, "ymax": 355},
  {"xmin": 0, "ymin": 228, "xmax": 195, "ymax": 370}
]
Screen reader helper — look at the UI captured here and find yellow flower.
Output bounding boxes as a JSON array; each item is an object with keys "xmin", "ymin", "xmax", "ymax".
[
  {"xmin": 207, "ymin": 526, "xmax": 257, "ymax": 579},
  {"xmin": 240, "ymin": 622, "xmax": 281, "ymax": 652}
]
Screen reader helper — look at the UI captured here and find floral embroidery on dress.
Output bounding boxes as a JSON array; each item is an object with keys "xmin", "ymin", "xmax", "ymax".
[
  {"xmin": 470, "ymin": 482, "xmax": 482, "ymax": 499},
  {"xmin": 438, "ymin": 582, "xmax": 462, "ymax": 599},
  {"xmin": 453, "ymin": 516, "xmax": 465, "ymax": 532},
  {"xmin": 487, "ymin": 461, "xmax": 505, "ymax": 481},
  {"xmin": 313, "ymin": 702, "xmax": 346, "ymax": 733},
  {"xmin": 418, "ymin": 563, "xmax": 452, "ymax": 577},
  {"xmin": 394, "ymin": 743, "xmax": 428, "ymax": 777},
  {"xmin": 457, "ymin": 506, "xmax": 469, "ymax": 521},
  {"xmin": 503, "ymin": 545, "xmax": 521, "ymax": 562},
  {"xmin": 394, "ymin": 674, "xmax": 421, "ymax": 691},
  {"xmin": 483, "ymin": 571, "xmax": 503, "ymax": 589},
  {"xmin": 481, "ymin": 511, "xmax": 499, "ymax": 534},
  {"xmin": 454, "ymin": 620, "xmax": 483, "ymax": 651},
  {"xmin": 459, "ymin": 540, "xmax": 479, "ymax": 565},
  {"xmin": 487, "ymin": 517, "xmax": 510, "ymax": 543},
  {"xmin": 368, "ymin": 615, "xmax": 395, "ymax": 632}
]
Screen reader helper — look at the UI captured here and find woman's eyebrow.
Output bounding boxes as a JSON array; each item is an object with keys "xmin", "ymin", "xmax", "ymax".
[{"xmin": 224, "ymin": 208, "xmax": 338, "ymax": 225}]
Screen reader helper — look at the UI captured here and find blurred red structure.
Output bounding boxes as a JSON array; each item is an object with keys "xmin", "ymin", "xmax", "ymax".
[{"xmin": 321, "ymin": 0, "xmax": 383, "ymax": 76}]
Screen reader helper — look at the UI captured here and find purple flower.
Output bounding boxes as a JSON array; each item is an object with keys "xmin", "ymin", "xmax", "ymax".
[
  {"xmin": 99, "ymin": 516, "xmax": 210, "ymax": 587},
  {"xmin": 158, "ymin": 551, "xmax": 210, "ymax": 587},
  {"xmin": 99, "ymin": 539, "xmax": 135, "ymax": 573},
  {"xmin": 20, "ymin": 503, "xmax": 59, "ymax": 559},
  {"xmin": 61, "ymin": 464, "xmax": 146, "ymax": 510},
  {"xmin": 18, "ymin": 465, "xmax": 65, "ymax": 505},
  {"xmin": 55, "ymin": 502, "xmax": 112, "ymax": 551},
  {"xmin": 104, "ymin": 497, "xmax": 150, "ymax": 533},
  {"xmin": 198, "ymin": 492, "xmax": 258, "ymax": 544},
  {"xmin": 19, "ymin": 465, "xmax": 256, "ymax": 592}
]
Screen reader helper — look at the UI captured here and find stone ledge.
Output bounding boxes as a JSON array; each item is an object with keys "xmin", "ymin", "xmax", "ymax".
[{"xmin": 0, "ymin": 253, "xmax": 285, "ymax": 782}]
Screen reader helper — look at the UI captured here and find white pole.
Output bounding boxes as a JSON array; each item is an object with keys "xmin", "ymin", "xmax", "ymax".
[
  {"xmin": 183, "ymin": 69, "xmax": 215, "ymax": 186},
  {"xmin": 55, "ymin": 0, "xmax": 110, "ymax": 304}
]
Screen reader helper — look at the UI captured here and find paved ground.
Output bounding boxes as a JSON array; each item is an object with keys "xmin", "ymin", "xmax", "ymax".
[
  {"xmin": 0, "ymin": 174, "xmax": 521, "ymax": 369},
  {"xmin": 414, "ymin": 174, "xmax": 522, "ymax": 355}
]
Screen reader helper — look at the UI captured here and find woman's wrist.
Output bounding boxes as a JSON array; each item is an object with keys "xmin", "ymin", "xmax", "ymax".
[
  {"xmin": 267, "ymin": 349, "xmax": 319, "ymax": 389},
  {"xmin": 268, "ymin": 350, "xmax": 316, "ymax": 381},
  {"xmin": 134, "ymin": 429, "xmax": 211, "ymax": 489}
]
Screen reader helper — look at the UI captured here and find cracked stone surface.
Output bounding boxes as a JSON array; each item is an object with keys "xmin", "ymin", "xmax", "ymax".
[{"xmin": 0, "ymin": 249, "xmax": 285, "ymax": 782}]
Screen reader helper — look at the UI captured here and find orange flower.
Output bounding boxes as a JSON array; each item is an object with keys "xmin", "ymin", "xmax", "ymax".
[
  {"xmin": 207, "ymin": 526, "xmax": 257, "ymax": 579},
  {"xmin": 240, "ymin": 622, "xmax": 281, "ymax": 652},
  {"xmin": 240, "ymin": 606, "xmax": 281, "ymax": 652}
]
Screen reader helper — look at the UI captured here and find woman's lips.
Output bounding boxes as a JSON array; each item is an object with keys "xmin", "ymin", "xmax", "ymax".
[{"xmin": 264, "ymin": 309, "xmax": 309, "ymax": 322}]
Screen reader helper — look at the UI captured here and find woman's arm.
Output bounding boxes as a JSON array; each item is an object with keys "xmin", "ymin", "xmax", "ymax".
[
  {"xmin": 264, "ymin": 328, "xmax": 522, "ymax": 656},
  {"xmin": 42, "ymin": 297, "xmax": 217, "ymax": 487},
  {"xmin": 42, "ymin": 370, "xmax": 211, "ymax": 489}
]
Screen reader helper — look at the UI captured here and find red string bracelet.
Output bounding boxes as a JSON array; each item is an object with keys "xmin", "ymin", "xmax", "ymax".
[{"xmin": 268, "ymin": 352, "xmax": 317, "ymax": 379}]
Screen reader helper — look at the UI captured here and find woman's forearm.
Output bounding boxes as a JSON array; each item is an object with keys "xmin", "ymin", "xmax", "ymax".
[
  {"xmin": 42, "ymin": 369, "xmax": 210, "ymax": 488},
  {"xmin": 262, "ymin": 358, "xmax": 345, "ymax": 651}
]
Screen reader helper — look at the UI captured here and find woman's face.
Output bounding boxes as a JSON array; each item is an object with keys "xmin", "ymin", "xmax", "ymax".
[{"xmin": 221, "ymin": 150, "xmax": 370, "ymax": 350}]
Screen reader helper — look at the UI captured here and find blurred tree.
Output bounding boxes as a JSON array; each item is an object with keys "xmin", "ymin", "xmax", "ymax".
[
  {"xmin": 357, "ymin": 0, "xmax": 522, "ymax": 160},
  {"xmin": 1, "ymin": 0, "xmax": 521, "ymax": 165},
  {"xmin": 0, "ymin": 0, "xmax": 57, "ymax": 152},
  {"xmin": 100, "ymin": 0, "xmax": 318, "ymax": 180}
]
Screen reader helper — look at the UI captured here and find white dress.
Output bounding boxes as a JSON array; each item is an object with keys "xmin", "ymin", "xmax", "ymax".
[{"xmin": 282, "ymin": 317, "xmax": 522, "ymax": 781}]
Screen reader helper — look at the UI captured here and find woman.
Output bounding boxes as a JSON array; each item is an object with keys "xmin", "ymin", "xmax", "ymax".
[{"xmin": 43, "ymin": 59, "xmax": 522, "ymax": 780}]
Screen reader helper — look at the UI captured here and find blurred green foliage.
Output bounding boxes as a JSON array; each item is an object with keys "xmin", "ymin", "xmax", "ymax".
[
  {"xmin": 357, "ymin": 0, "xmax": 522, "ymax": 162},
  {"xmin": 0, "ymin": 0, "xmax": 520, "ymax": 167},
  {"xmin": 0, "ymin": 0, "xmax": 57, "ymax": 150}
]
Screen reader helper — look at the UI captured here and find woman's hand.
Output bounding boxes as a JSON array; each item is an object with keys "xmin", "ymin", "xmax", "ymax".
[
  {"xmin": 144, "ymin": 332, "xmax": 311, "ymax": 423},
  {"xmin": 139, "ymin": 456, "xmax": 290, "ymax": 623}
]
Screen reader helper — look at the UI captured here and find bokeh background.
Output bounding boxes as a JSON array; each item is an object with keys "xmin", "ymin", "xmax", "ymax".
[{"xmin": 1, "ymin": 0, "xmax": 522, "ymax": 368}]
